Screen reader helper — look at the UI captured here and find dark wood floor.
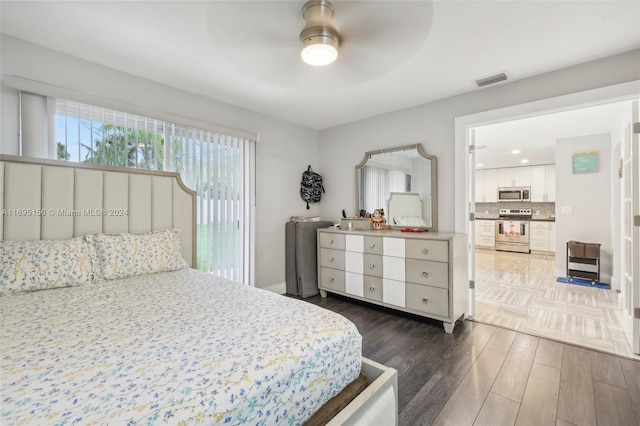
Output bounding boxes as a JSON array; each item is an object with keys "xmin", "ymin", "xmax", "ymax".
[{"xmin": 304, "ymin": 294, "xmax": 640, "ymax": 426}]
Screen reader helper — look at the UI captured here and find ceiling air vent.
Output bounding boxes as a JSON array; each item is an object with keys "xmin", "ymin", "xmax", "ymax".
[{"xmin": 475, "ymin": 72, "xmax": 508, "ymax": 88}]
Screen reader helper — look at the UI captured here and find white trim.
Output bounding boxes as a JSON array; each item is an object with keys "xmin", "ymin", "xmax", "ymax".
[
  {"xmin": 260, "ymin": 282, "xmax": 286, "ymax": 294},
  {"xmin": 5, "ymin": 74, "xmax": 259, "ymax": 142},
  {"xmin": 248, "ymin": 141, "xmax": 257, "ymax": 287}
]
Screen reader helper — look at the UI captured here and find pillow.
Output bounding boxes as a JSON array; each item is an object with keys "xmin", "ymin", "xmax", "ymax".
[
  {"xmin": 393, "ymin": 216, "xmax": 428, "ymax": 227},
  {"xmin": 0, "ymin": 237, "xmax": 93, "ymax": 296},
  {"xmin": 85, "ymin": 228, "xmax": 189, "ymax": 281}
]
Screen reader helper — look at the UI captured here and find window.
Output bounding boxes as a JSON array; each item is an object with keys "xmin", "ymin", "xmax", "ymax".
[
  {"xmin": 52, "ymin": 98, "xmax": 255, "ymax": 283},
  {"xmin": 361, "ymin": 165, "xmax": 407, "ymax": 213}
]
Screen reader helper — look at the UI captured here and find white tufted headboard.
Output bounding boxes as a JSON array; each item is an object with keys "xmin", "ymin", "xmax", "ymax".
[{"xmin": 0, "ymin": 155, "xmax": 196, "ymax": 267}]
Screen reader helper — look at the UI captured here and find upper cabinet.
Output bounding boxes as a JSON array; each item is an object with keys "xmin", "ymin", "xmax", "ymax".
[
  {"xmin": 475, "ymin": 168, "xmax": 498, "ymax": 202},
  {"xmin": 476, "ymin": 164, "xmax": 555, "ymax": 203},
  {"xmin": 497, "ymin": 167, "xmax": 531, "ymax": 187},
  {"xmin": 530, "ymin": 165, "xmax": 555, "ymax": 202}
]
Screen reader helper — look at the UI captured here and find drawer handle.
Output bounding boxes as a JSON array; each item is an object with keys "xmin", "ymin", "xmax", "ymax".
[
  {"xmin": 422, "ymin": 298, "xmax": 429, "ymax": 303},
  {"xmin": 369, "ymin": 286, "xmax": 375, "ymax": 292},
  {"xmin": 328, "ymin": 239, "xmax": 334, "ymax": 244},
  {"xmin": 329, "ymin": 257, "xmax": 334, "ymax": 262},
  {"xmin": 421, "ymin": 248, "xmax": 429, "ymax": 254},
  {"xmin": 422, "ymin": 271, "xmax": 429, "ymax": 278},
  {"xmin": 368, "ymin": 264, "xmax": 375, "ymax": 269},
  {"xmin": 369, "ymin": 243, "xmax": 375, "ymax": 248},
  {"xmin": 329, "ymin": 277, "xmax": 334, "ymax": 282}
]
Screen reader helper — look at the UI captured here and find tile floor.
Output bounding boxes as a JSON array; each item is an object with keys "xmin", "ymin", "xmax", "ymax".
[{"xmin": 474, "ymin": 248, "xmax": 640, "ymax": 360}]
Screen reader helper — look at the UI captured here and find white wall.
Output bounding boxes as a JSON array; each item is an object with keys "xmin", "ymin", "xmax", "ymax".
[
  {"xmin": 317, "ymin": 49, "xmax": 640, "ymax": 233},
  {"xmin": 0, "ymin": 35, "xmax": 320, "ymax": 290},
  {"xmin": 554, "ymin": 134, "xmax": 612, "ymax": 283}
]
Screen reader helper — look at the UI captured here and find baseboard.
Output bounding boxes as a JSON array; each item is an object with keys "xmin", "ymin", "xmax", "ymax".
[
  {"xmin": 610, "ymin": 277, "xmax": 620, "ymax": 292},
  {"xmin": 260, "ymin": 281, "xmax": 286, "ymax": 295}
]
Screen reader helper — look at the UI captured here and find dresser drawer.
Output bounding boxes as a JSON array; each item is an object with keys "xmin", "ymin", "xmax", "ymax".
[
  {"xmin": 320, "ymin": 248, "xmax": 345, "ymax": 270},
  {"xmin": 319, "ymin": 232, "xmax": 345, "ymax": 250},
  {"xmin": 382, "ymin": 278, "xmax": 405, "ymax": 307},
  {"xmin": 405, "ymin": 259, "xmax": 448, "ymax": 289},
  {"xmin": 406, "ymin": 283, "xmax": 449, "ymax": 318},
  {"xmin": 363, "ymin": 253, "xmax": 383, "ymax": 277},
  {"xmin": 364, "ymin": 236, "xmax": 383, "ymax": 255},
  {"xmin": 363, "ymin": 276, "xmax": 383, "ymax": 302},
  {"xmin": 405, "ymin": 239, "xmax": 448, "ymax": 262},
  {"xmin": 319, "ymin": 267, "xmax": 345, "ymax": 292}
]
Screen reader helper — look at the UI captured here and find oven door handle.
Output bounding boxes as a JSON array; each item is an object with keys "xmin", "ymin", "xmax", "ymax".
[{"xmin": 521, "ymin": 223, "xmax": 526, "ymax": 235}]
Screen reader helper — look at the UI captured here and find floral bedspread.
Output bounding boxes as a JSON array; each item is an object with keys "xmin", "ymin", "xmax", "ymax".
[{"xmin": 0, "ymin": 269, "xmax": 362, "ymax": 425}]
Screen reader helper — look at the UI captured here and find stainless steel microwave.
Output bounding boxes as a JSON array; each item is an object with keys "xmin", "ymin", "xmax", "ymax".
[{"xmin": 497, "ymin": 187, "xmax": 530, "ymax": 202}]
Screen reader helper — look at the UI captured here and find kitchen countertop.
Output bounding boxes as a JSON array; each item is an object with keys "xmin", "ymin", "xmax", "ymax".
[{"xmin": 475, "ymin": 215, "xmax": 555, "ymax": 222}]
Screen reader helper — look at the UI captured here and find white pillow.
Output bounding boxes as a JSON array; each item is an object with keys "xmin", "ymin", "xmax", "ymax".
[
  {"xmin": 85, "ymin": 228, "xmax": 188, "ymax": 281},
  {"xmin": 394, "ymin": 216, "xmax": 428, "ymax": 227},
  {"xmin": 0, "ymin": 237, "xmax": 93, "ymax": 295}
]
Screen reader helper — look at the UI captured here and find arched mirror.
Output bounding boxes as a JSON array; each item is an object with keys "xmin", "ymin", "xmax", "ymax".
[{"xmin": 355, "ymin": 143, "xmax": 438, "ymax": 231}]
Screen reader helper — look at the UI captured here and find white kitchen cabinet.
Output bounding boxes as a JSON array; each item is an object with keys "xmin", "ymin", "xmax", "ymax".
[
  {"xmin": 529, "ymin": 221, "xmax": 556, "ymax": 253},
  {"xmin": 545, "ymin": 165, "xmax": 556, "ymax": 202},
  {"xmin": 474, "ymin": 219, "xmax": 495, "ymax": 248},
  {"xmin": 531, "ymin": 164, "xmax": 556, "ymax": 202},
  {"xmin": 497, "ymin": 166, "xmax": 531, "ymax": 187},
  {"xmin": 549, "ymin": 222, "xmax": 556, "ymax": 253},
  {"xmin": 475, "ymin": 169, "xmax": 498, "ymax": 202}
]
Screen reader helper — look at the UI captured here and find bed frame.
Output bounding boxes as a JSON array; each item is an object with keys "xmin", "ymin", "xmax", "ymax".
[
  {"xmin": 388, "ymin": 192, "xmax": 423, "ymax": 225},
  {"xmin": 0, "ymin": 154, "xmax": 398, "ymax": 425}
]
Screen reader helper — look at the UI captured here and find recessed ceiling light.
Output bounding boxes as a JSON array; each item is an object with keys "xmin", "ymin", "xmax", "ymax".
[
  {"xmin": 511, "ymin": 149, "xmax": 521, "ymax": 154},
  {"xmin": 520, "ymin": 159, "xmax": 529, "ymax": 164},
  {"xmin": 476, "ymin": 163, "xmax": 484, "ymax": 167}
]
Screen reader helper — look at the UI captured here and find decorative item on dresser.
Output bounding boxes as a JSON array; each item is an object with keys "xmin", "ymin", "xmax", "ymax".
[{"xmin": 317, "ymin": 228, "xmax": 468, "ymax": 333}]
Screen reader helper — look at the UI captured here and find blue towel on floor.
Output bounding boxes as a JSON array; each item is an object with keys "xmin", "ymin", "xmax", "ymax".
[{"xmin": 556, "ymin": 277, "xmax": 610, "ymax": 289}]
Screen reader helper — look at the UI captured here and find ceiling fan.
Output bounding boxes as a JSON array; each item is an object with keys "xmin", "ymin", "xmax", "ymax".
[{"xmin": 203, "ymin": 1, "xmax": 435, "ymax": 88}]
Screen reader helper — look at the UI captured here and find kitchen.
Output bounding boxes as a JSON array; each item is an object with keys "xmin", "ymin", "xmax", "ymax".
[
  {"xmin": 469, "ymin": 100, "xmax": 639, "ymax": 360},
  {"xmin": 475, "ymin": 167, "xmax": 556, "ymax": 255}
]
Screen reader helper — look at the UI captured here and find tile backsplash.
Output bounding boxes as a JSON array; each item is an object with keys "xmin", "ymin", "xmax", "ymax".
[{"xmin": 475, "ymin": 202, "xmax": 555, "ymax": 218}]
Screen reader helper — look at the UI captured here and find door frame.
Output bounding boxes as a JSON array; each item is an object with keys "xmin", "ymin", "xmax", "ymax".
[{"xmin": 454, "ymin": 79, "xmax": 640, "ymax": 317}]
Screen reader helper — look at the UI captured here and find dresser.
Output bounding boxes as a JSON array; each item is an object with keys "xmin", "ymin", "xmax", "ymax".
[{"xmin": 317, "ymin": 229, "xmax": 468, "ymax": 333}]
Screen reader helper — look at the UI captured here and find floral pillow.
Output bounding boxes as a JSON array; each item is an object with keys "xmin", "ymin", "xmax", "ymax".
[
  {"xmin": 0, "ymin": 237, "xmax": 93, "ymax": 296},
  {"xmin": 85, "ymin": 228, "xmax": 189, "ymax": 281}
]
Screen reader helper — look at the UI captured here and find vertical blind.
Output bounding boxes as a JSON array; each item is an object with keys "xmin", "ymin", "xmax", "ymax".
[
  {"xmin": 361, "ymin": 165, "xmax": 407, "ymax": 214},
  {"xmin": 54, "ymin": 99, "xmax": 254, "ymax": 283}
]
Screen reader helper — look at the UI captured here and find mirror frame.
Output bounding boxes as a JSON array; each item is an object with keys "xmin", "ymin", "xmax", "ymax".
[{"xmin": 355, "ymin": 143, "xmax": 438, "ymax": 231}]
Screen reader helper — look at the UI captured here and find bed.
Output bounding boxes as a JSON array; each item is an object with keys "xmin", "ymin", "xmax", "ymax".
[
  {"xmin": 387, "ymin": 192, "xmax": 427, "ymax": 228},
  {"xmin": 0, "ymin": 155, "xmax": 397, "ymax": 425}
]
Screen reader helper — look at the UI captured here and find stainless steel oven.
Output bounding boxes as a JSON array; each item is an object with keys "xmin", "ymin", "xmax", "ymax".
[
  {"xmin": 495, "ymin": 209, "xmax": 531, "ymax": 253},
  {"xmin": 498, "ymin": 186, "xmax": 530, "ymax": 202}
]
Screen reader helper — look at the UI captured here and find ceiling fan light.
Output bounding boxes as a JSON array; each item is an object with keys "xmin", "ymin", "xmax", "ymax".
[
  {"xmin": 300, "ymin": 35, "xmax": 338, "ymax": 66},
  {"xmin": 300, "ymin": 0, "xmax": 339, "ymax": 66}
]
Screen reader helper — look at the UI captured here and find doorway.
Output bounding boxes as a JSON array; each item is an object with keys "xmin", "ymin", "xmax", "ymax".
[{"xmin": 455, "ymin": 82, "xmax": 640, "ymax": 358}]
